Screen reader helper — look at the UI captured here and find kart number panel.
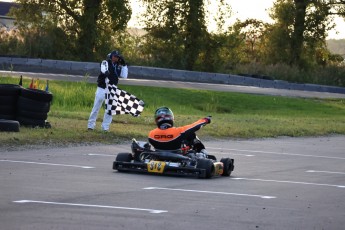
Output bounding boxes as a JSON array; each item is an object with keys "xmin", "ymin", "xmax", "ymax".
[
  {"xmin": 147, "ymin": 161, "xmax": 166, "ymax": 173},
  {"xmin": 214, "ymin": 162, "xmax": 224, "ymax": 176}
]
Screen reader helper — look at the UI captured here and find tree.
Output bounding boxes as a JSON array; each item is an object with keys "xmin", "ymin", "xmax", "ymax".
[
  {"xmin": 200, "ymin": 24, "xmax": 247, "ymax": 73},
  {"xmin": 327, "ymin": 0, "xmax": 345, "ymax": 16},
  {"xmin": 267, "ymin": 0, "xmax": 345, "ymax": 67},
  {"xmin": 290, "ymin": 0, "xmax": 308, "ymax": 65},
  {"xmin": 232, "ymin": 19, "xmax": 269, "ymax": 63},
  {"xmin": 263, "ymin": 0, "xmax": 297, "ymax": 64},
  {"xmin": 184, "ymin": 0, "xmax": 205, "ymax": 70},
  {"xmin": 141, "ymin": 0, "xmax": 206, "ymax": 70},
  {"xmin": 140, "ymin": 0, "xmax": 231, "ymax": 71},
  {"xmin": 10, "ymin": 0, "xmax": 132, "ymax": 61}
]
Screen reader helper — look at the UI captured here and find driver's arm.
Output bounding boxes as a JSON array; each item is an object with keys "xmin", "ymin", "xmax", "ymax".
[{"xmin": 178, "ymin": 118, "xmax": 210, "ymax": 136}]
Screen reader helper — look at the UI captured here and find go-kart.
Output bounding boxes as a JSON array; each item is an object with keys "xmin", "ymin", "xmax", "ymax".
[{"xmin": 113, "ymin": 138, "xmax": 234, "ymax": 179}]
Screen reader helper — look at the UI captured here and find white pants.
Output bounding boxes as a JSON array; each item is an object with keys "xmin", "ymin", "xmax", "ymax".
[{"xmin": 87, "ymin": 87, "xmax": 113, "ymax": 131}]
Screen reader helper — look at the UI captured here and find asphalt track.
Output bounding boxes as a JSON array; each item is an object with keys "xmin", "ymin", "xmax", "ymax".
[
  {"xmin": 1, "ymin": 70, "xmax": 345, "ymax": 229},
  {"xmin": 1, "ymin": 136, "xmax": 344, "ymax": 230}
]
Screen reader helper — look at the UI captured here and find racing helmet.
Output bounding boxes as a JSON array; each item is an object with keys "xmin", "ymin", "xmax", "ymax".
[{"xmin": 154, "ymin": 107, "xmax": 174, "ymax": 127}]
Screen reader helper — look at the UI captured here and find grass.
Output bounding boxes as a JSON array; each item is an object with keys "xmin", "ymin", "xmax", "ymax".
[
  {"xmin": 1, "ymin": 75, "xmax": 345, "ymax": 149},
  {"xmin": 234, "ymin": 62, "xmax": 345, "ymax": 87}
]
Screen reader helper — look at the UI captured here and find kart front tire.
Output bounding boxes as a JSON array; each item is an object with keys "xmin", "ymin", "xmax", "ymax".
[
  {"xmin": 221, "ymin": 158, "xmax": 234, "ymax": 176},
  {"xmin": 196, "ymin": 158, "xmax": 214, "ymax": 179}
]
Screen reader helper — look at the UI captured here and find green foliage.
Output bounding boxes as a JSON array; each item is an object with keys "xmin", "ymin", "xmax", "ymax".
[
  {"xmin": 264, "ymin": 0, "xmax": 340, "ymax": 68},
  {"xmin": 1, "ymin": 0, "xmax": 345, "ymax": 88},
  {"xmin": 141, "ymin": 0, "xmax": 231, "ymax": 70},
  {"xmin": 9, "ymin": 0, "xmax": 132, "ymax": 61},
  {"xmin": 262, "ymin": 0, "xmax": 294, "ymax": 64},
  {"xmin": 221, "ymin": 19, "xmax": 270, "ymax": 66},
  {"xmin": 233, "ymin": 62, "xmax": 345, "ymax": 87},
  {"xmin": 0, "ymin": 29, "xmax": 22, "ymax": 56},
  {"xmin": 141, "ymin": 0, "xmax": 201, "ymax": 69}
]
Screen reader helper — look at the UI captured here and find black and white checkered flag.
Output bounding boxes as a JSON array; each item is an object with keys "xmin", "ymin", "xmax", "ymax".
[{"xmin": 105, "ymin": 84, "xmax": 144, "ymax": 117}]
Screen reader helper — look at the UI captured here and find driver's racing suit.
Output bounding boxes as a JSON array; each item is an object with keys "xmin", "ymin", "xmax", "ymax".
[{"xmin": 148, "ymin": 118, "xmax": 209, "ymax": 152}]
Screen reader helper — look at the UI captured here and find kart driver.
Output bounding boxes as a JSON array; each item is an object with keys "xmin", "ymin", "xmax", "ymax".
[{"xmin": 148, "ymin": 107, "xmax": 211, "ymax": 154}]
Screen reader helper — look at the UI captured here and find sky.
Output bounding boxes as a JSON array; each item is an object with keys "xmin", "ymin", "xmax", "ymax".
[{"xmin": 2, "ymin": 0, "xmax": 344, "ymax": 39}]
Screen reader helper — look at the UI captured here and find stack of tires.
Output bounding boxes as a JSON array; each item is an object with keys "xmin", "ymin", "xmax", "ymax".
[
  {"xmin": 16, "ymin": 88, "xmax": 53, "ymax": 128},
  {"xmin": 0, "ymin": 84, "xmax": 21, "ymax": 120},
  {"xmin": 0, "ymin": 84, "xmax": 21, "ymax": 132}
]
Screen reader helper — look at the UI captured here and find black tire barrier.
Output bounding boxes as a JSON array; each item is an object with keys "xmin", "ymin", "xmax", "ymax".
[
  {"xmin": 0, "ymin": 105, "xmax": 16, "ymax": 115},
  {"xmin": 0, "ymin": 114, "xmax": 16, "ymax": 120},
  {"xmin": 17, "ymin": 96, "xmax": 50, "ymax": 113},
  {"xmin": 16, "ymin": 115, "xmax": 46, "ymax": 127},
  {"xmin": 15, "ymin": 90, "xmax": 52, "ymax": 128},
  {"xmin": 0, "ymin": 84, "xmax": 53, "ymax": 128},
  {"xmin": 17, "ymin": 109, "xmax": 48, "ymax": 120},
  {"xmin": 0, "ymin": 96, "xmax": 17, "ymax": 106},
  {"xmin": 0, "ymin": 104, "xmax": 16, "ymax": 119},
  {"xmin": 20, "ymin": 88, "xmax": 53, "ymax": 103},
  {"xmin": 0, "ymin": 84, "xmax": 22, "ymax": 96},
  {"xmin": 0, "ymin": 119, "xmax": 20, "ymax": 132},
  {"xmin": 0, "ymin": 84, "xmax": 21, "ymax": 120},
  {"xmin": 0, "ymin": 105, "xmax": 16, "ymax": 120}
]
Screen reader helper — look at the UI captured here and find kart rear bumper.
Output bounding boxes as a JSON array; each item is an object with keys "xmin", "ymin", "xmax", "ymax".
[{"xmin": 113, "ymin": 161, "xmax": 206, "ymax": 178}]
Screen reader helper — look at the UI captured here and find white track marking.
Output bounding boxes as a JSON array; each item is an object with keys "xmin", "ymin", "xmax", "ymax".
[
  {"xmin": 0, "ymin": 159, "xmax": 94, "ymax": 169},
  {"xmin": 208, "ymin": 151, "xmax": 254, "ymax": 157},
  {"xmin": 231, "ymin": 177, "xmax": 345, "ymax": 188},
  {"xmin": 13, "ymin": 200, "xmax": 167, "ymax": 214},
  {"xmin": 306, "ymin": 170, "xmax": 345, "ymax": 175},
  {"xmin": 207, "ymin": 147, "xmax": 345, "ymax": 160},
  {"xmin": 143, "ymin": 187, "xmax": 276, "ymax": 199},
  {"xmin": 87, "ymin": 153, "xmax": 116, "ymax": 157}
]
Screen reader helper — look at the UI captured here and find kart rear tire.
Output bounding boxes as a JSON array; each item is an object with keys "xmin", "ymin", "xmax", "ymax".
[
  {"xmin": 196, "ymin": 158, "xmax": 214, "ymax": 179},
  {"xmin": 221, "ymin": 158, "xmax": 234, "ymax": 177},
  {"xmin": 116, "ymin": 153, "xmax": 133, "ymax": 162},
  {"xmin": 115, "ymin": 153, "xmax": 133, "ymax": 172}
]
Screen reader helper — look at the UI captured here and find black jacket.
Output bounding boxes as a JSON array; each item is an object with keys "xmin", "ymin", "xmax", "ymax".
[{"xmin": 97, "ymin": 59, "xmax": 122, "ymax": 89}]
